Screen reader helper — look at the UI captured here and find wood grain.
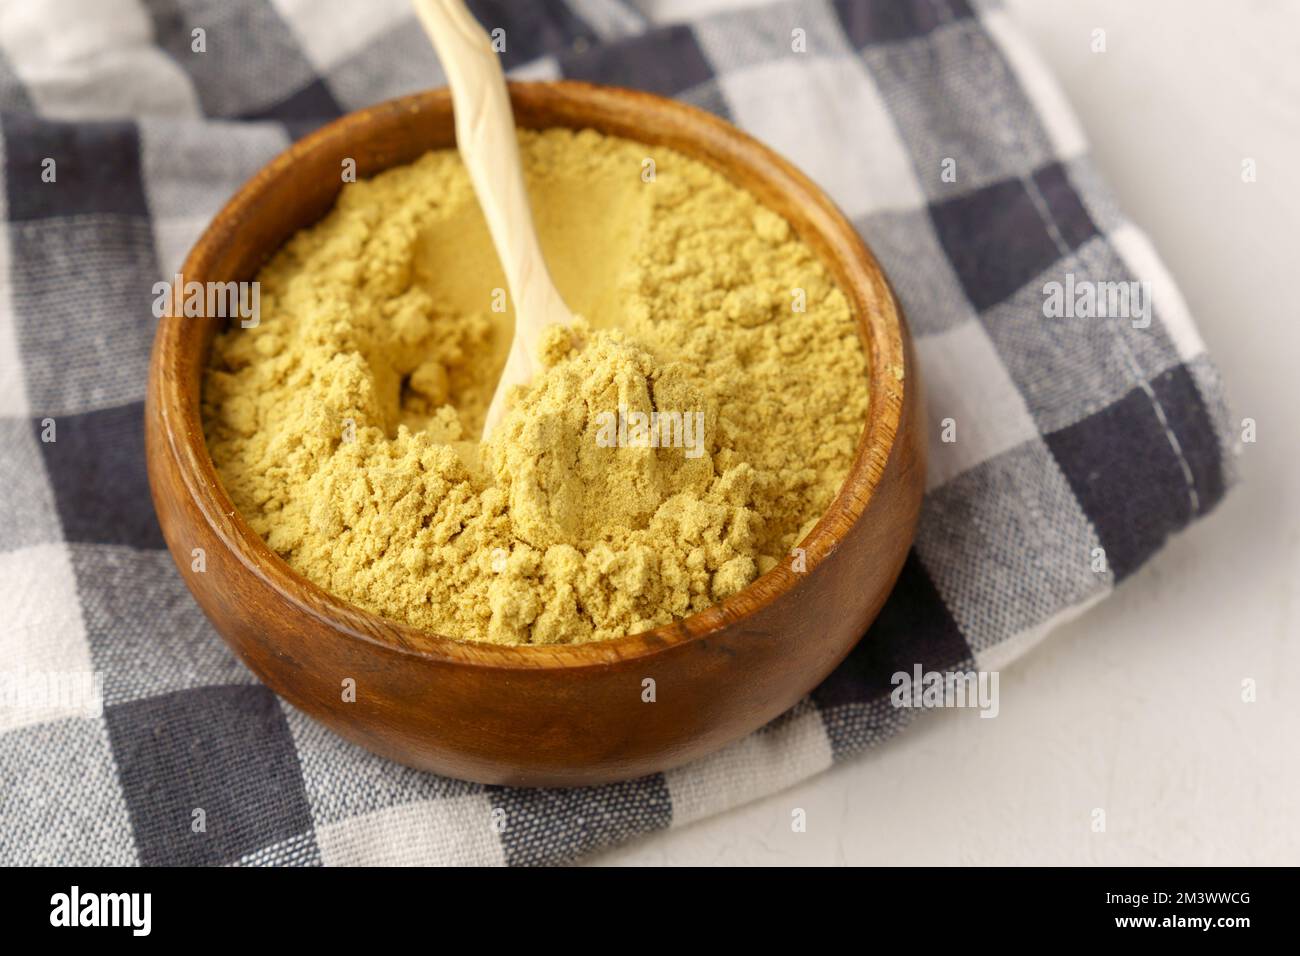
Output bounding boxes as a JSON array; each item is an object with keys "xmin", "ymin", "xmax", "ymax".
[{"xmin": 145, "ymin": 81, "xmax": 926, "ymax": 787}]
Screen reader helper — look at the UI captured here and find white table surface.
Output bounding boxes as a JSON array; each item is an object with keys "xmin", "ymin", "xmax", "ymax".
[{"xmin": 590, "ymin": 0, "xmax": 1300, "ymax": 866}]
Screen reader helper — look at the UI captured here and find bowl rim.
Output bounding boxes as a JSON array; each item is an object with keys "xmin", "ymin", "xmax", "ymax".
[{"xmin": 151, "ymin": 80, "xmax": 910, "ymax": 672}]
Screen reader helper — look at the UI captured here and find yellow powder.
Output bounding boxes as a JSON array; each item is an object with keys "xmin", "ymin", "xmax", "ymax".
[{"xmin": 203, "ymin": 128, "xmax": 868, "ymax": 645}]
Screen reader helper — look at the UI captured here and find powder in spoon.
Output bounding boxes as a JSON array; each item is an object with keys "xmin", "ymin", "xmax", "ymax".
[{"xmin": 202, "ymin": 128, "xmax": 868, "ymax": 644}]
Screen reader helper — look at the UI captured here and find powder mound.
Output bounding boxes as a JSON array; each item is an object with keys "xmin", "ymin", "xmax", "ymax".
[
  {"xmin": 478, "ymin": 325, "xmax": 765, "ymax": 644},
  {"xmin": 488, "ymin": 327, "xmax": 716, "ymax": 550}
]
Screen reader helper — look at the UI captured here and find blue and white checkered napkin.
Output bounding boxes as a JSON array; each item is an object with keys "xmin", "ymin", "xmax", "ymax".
[{"xmin": 0, "ymin": 0, "xmax": 1236, "ymax": 866}]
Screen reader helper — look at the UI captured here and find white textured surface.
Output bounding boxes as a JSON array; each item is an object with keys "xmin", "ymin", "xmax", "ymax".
[{"xmin": 590, "ymin": 0, "xmax": 1300, "ymax": 866}]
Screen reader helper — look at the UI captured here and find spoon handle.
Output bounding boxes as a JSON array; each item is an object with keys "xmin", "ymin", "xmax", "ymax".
[{"xmin": 412, "ymin": 0, "xmax": 574, "ymax": 439}]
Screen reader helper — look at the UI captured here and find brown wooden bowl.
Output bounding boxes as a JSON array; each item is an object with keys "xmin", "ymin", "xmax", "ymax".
[{"xmin": 146, "ymin": 81, "xmax": 924, "ymax": 787}]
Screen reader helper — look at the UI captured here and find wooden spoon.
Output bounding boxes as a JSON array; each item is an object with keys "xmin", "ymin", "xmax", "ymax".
[{"xmin": 412, "ymin": 0, "xmax": 575, "ymax": 441}]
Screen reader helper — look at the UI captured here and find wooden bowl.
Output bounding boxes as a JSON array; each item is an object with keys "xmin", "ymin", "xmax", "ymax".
[{"xmin": 146, "ymin": 82, "xmax": 924, "ymax": 787}]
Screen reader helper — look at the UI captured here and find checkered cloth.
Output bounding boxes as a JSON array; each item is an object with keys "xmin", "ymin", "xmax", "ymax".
[{"xmin": 0, "ymin": 0, "xmax": 1236, "ymax": 867}]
